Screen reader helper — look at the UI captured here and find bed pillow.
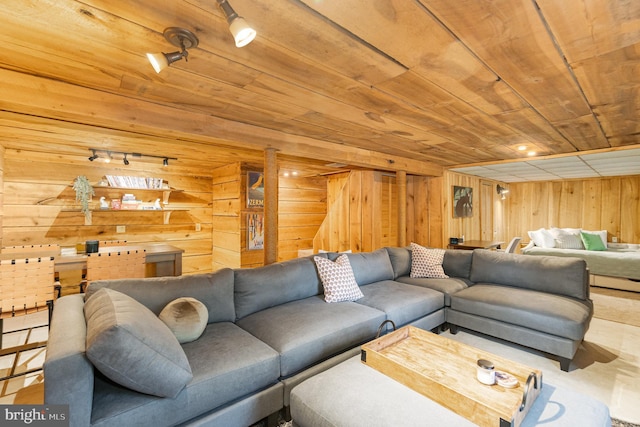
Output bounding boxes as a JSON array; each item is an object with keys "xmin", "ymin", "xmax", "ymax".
[
  {"xmin": 159, "ymin": 297, "xmax": 209, "ymax": 344},
  {"xmin": 580, "ymin": 231, "xmax": 607, "ymax": 251},
  {"xmin": 550, "ymin": 227, "xmax": 584, "ymax": 250},
  {"xmin": 410, "ymin": 243, "xmax": 449, "ymax": 279},
  {"xmin": 84, "ymin": 288, "xmax": 193, "ymax": 398},
  {"xmin": 314, "ymin": 254, "xmax": 363, "ymax": 303},
  {"xmin": 582, "ymin": 229, "xmax": 607, "ymax": 248},
  {"xmin": 527, "ymin": 228, "xmax": 555, "ymax": 248}
]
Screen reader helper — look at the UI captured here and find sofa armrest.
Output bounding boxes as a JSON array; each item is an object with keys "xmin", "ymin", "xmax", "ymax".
[{"xmin": 44, "ymin": 294, "xmax": 94, "ymax": 427}]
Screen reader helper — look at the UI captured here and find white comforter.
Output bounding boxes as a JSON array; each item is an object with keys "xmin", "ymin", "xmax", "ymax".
[{"xmin": 522, "ymin": 245, "xmax": 640, "ymax": 280}]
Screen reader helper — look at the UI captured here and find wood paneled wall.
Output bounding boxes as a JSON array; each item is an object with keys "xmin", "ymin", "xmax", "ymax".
[
  {"xmin": 212, "ymin": 163, "xmax": 242, "ymax": 270},
  {"xmin": 505, "ymin": 176, "xmax": 640, "ymax": 244},
  {"xmin": 278, "ymin": 175, "xmax": 327, "ymax": 261},
  {"xmin": 407, "ymin": 175, "xmax": 444, "ymax": 248},
  {"xmin": 314, "ymin": 171, "xmax": 385, "ymax": 252},
  {"xmin": 212, "ymin": 162, "xmax": 327, "ymax": 269},
  {"xmin": 443, "ymin": 172, "xmax": 508, "ymax": 245},
  {"xmin": 0, "ymin": 145, "xmax": 4, "ymax": 249},
  {"xmin": 1, "ymin": 146, "xmax": 213, "ymax": 275},
  {"xmin": 314, "ymin": 171, "xmax": 444, "ymax": 252}
]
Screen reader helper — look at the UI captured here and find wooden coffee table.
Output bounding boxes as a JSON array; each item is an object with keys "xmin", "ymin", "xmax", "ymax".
[{"xmin": 361, "ymin": 326, "xmax": 542, "ymax": 427}]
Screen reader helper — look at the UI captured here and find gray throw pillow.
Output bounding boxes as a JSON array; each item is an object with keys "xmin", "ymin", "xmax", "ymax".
[
  {"xmin": 84, "ymin": 288, "xmax": 193, "ymax": 398},
  {"xmin": 159, "ymin": 297, "xmax": 208, "ymax": 343}
]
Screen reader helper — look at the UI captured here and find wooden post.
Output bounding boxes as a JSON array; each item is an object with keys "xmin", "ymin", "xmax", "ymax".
[
  {"xmin": 397, "ymin": 170, "xmax": 407, "ymax": 247},
  {"xmin": 264, "ymin": 148, "xmax": 278, "ymax": 264}
]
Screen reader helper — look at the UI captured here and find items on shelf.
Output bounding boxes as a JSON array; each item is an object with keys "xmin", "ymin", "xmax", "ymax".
[{"xmin": 103, "ymin": 175, "xmax": 167, "ymax": 189}]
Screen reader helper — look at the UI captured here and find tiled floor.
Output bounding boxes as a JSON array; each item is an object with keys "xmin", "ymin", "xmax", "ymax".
[{"xmin": 0, "ymin": 310, "xmax": 48, "ymax": 404}]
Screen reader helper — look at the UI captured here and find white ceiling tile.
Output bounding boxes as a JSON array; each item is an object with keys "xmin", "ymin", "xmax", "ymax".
[{"xmin": 451, "ymin": 148, "xmax": 640, "ymax": 182}]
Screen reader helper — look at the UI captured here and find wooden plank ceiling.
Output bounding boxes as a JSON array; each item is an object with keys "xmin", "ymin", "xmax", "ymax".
[{"xmin": 0, "ymin": 0, "xmax": 638, "ymax": 176}]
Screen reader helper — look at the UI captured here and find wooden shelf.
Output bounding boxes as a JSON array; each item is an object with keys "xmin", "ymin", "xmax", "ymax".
[
  {"xmin": 93, "ymin": 186, "xmax": 182, "ymax": 205},
  {"xmin": 68, "ymin": 182, "xmax": 188, "ymax": 225},
  {"xmin": 69, "ymin": 208, "xmax": 190, "ymax": 226}
]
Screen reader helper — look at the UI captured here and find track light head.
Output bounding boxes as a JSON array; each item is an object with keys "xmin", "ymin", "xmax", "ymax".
[
  {"xmin": 163, "ymin": 158, "xmax": 169, "ymax": 167},
  {"xmin": 217, "ymin": 0, "xmax": 256, "ymax": 47},
  {"xmin": 123, "ymin": 154, "xmax": 130, "ymax": 165},
  {"xmin": 147, "ymin": 27, "xmax": 199, "ymax": 73},
  {"xmin": 88, "ymin": 150, "xmax": 98, "ymax": 161}
]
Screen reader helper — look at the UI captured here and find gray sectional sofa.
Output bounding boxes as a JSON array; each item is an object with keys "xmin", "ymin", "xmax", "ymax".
[{"xmin": 44, "ymin": 246, "xmax": 593, "ymax": 427}]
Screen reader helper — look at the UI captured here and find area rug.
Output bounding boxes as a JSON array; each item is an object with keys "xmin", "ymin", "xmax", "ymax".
[
  {"xmin": 442, "ymin": 317, "xmax": 640, "ymax": 425},
  {"xmin": 612, "ymin": 419, "xmax": 640, "ymax": 427}
]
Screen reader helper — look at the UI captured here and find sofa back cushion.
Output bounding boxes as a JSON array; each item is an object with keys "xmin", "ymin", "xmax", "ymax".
[
  {"xmin": 234, "ymin": 254, "xmax": 327, "ymax": 320},
  {"xmin": 443, "ymin": 250, "xmax": 473, "ymax": 279},
  {"xmin": 86, "ymin": 269, "xmax": 235, "ymax": 323},
  {"xmin": 385, "ymin": 246, "xmax": 411, "ymax": 279},
  {"xmin": 385, "ymin": 246, "xmax": 473, "ymax": 280},
  {"xmin": 469, "ymin": 249, "xmax": 589, "ymax": 300},
  {"xmin": 328, "ymin": 248, "xmax": 394, "ymax": 286}
]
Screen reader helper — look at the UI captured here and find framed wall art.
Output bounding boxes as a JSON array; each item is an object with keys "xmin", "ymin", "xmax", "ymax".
[
  {"xmin": 453, "ymin": 186, "xmax": 473, "ymax": 218},
  {"xmin": 247, "ymin": 171, "xmax": 264, "ymax": 208},
  {"xmin": 247, "ymin": 213, "xmax": 264, "ymax": 250}
]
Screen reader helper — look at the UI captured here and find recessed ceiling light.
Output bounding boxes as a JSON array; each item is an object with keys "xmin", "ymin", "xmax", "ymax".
[
  {"xmin": 527, "ymin": 151, "xmax": 536, "ymax": 156},
  {"xmin": 518, "ymin": 145, "xmax": 527, "ymax": 151},
  {"xmin": 283, "ymin": 172, "xmax": 290, "ymax": 177}
]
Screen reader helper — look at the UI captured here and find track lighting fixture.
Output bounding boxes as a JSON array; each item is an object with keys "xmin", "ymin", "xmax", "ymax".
[
  {"xmin": 217, "ymin": 0, "xmax": 256, "ymax": 48},
  {"xmin": 146, "ymin": 27, "xmax": 199, "ymax": 73},
  {"xmin": 146, "ymin": 2, "xmax": 255, "ymax": 72},
  {"xmin": 87, "ymin": 149, "xmax": 176, "ymax": 166}
]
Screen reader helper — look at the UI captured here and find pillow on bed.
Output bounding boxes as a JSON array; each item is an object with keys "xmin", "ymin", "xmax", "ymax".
[
  {"xmin": 527, "ymin": 228, "xmax": 555, "ymax": 248},
  {"xmin": 580, "ymin": 231, "xmax": 607, "ymax": 251},
  {"xmin": 550, "ymin": 227, "xmax": 584, "ymax": 250},
  {"xmin": 582, "ymin": 229, "xmax": 607, "ymax": 248}
]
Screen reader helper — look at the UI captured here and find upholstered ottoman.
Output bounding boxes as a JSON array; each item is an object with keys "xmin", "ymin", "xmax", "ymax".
[{"xmin": 290, "ymin": 356, "xmax": 611, "ymax": 427}]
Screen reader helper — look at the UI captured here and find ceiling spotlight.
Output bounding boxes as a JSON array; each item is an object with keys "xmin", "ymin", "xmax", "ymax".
[
  {"xmin": 123, "ymin": 154, "xmax": 130, "ymax": 165},
  {"xmin": 147, "ymin": 27, "xmax": 199, "ymax": 73},
  {"xmin": 104, "ymin": 151, "xmax": 112, "ymax": 163},
  {"xmin": 88, "ymin": 150, "xmax": 98, "ymax": 161},
  {"xmin": 163, "ymin": 158, "xmax": 169, "ymax": 167},
  {"xmin": 217, "ymin": 0, "xmax": 256, "ymax": 47}
]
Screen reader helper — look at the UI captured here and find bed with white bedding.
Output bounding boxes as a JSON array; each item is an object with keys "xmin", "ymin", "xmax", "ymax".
[{"xmin": 522, "ymin": 227, "xmax": 640, "ymax": 292}]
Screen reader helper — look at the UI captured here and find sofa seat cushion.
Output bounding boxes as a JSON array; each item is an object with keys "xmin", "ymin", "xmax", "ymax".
[
  {"xmin": 450, "ymin": 285, "xmax": 592, "ymax": 340},
  {"xmin": 236, "ymin": 296, "xmax": 386, "ymax": 378},
  {"xmin": 355, "ymin": 280, "xmax": 444, "ymax": 326},
  {"xmin": 395, "ymin": 276, "xmax": 471, "ymax": 306},
  {"xmin": 90, "ymin": 322, "xmax": 280, "ymax": 427}
]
